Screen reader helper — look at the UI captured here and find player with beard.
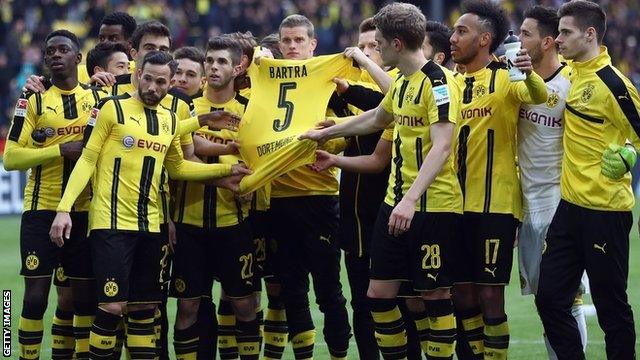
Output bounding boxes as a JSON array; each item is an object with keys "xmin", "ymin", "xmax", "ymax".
[{"xmin": 449, "ymin": 1, "xmax": 547, "ymax": 358}]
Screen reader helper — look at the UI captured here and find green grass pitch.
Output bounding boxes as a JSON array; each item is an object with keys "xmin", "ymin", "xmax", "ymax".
[{"xmin": 1, "ymin": 213, "xmax": 639, "ymax": 359}]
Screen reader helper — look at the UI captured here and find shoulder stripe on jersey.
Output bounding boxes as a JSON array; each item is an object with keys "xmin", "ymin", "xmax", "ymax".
[
  {"xmin": 457, "ymin": 125, "xmax": 470, "ymax": 199},
  {"xmin": 137, "ymin": 156, "xmax": 156, "ymax": 232},
  {"xmin": 413, "ymin": 77, "xmax": 427, "ymax": 105},
  {"xmin": 463, "ymin": 77, "xmax": 474, "ymax": 104},
  {"xmin": 489, "ymin": 68, "xmax": 498, "ymax": 93},
  {"xmin": 392, "ymin": 134, "xmax": 404, "ymax": 206},
  {"xmin": 159, "ymin": 168, "xmax": 168, "ymax": 223},
  {"xmin": 203, "ymin": 155, "xmax": 219, "ymax": 229},
  {"xmin": 110, "ymin": 158, "xmax": 121, "ymax": 229},
  {"xmin": 415, "ymin": 137, "xmax": 427, "ymax": 212},
  {"xmin": 421, "ymin": 61, "xmax": 450, "ymax": 121},
  {"xmin": 170, "ymin": 111, "xmax": 177, "ymax": 135},
  {"xmin": 397, "ymin": 80, "xmax": 409, "ymax": 109},
  {"xmin": 35, "ymin": 93, "xmax": 42, "ymax": 115},
  {"xmin": 483, "ymin": 129, "xmax": 495, "ymax": 213},
  {"xmin": 176, "ymin": 181, "xmax": 187, "ymax": 223},
  {"xmin": 235, "ymin": 92, "xmax": 249, "ymax": 112},
  {"xmin": 544, "ymin": 64, "xmax": 566, "ymax": 83},
  {"xmin": 30, "ymin": 165, "xmax": 42, "ymax": 211},
  {"xmin": 62, "ymin": 94, "xmax": 78, "ymax": 119},
  {"xmin": 565, "ymin": 103, "xmax": 604, "ymax": 124},
  {"xmin": 144, "ymin": 107, "xmax": 159, "ymax": 135},
  {"xmin": 114, "ymin": 99, "xmax": 125, "ymax": 124},
  {"xmin": 171, "ymin": 95, "xmax": 179, "ymax": 113},
  {"xmin": 596, "ymin": 65, "xmax": 640, "ymax": 137}
]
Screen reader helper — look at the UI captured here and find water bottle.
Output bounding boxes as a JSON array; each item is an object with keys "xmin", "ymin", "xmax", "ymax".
[{"xmin": 504, "ymin": 30, "xmax": 526, "ymax": 82}]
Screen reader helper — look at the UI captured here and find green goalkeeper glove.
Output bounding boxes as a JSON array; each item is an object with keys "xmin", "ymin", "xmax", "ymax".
[{"xmin": 601, "ymin": 143, "xmax": 637, "ymax": 180}]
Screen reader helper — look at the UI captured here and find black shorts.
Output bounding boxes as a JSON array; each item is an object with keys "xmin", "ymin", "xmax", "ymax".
[
  {"xmin": 90, "ymin": 229, "xmax": 163, "ymax": 304},
  {"xmin": 20, "ymin": 210, "xmax": 92, "ymax": 279},
  {"xmin": 455, "ymin": 212, "xmax": 519, "ymax": 285},
  {"xmin": 369, "ymin": 204, "xmax": 460, "ymax": 292},
  {"xmin": 248, "ymin": 210, "xmax": 268, "ymax": 292},
  {"xmin": 169, "ymin": 222, "xmax": 255, "ymax": 299}
]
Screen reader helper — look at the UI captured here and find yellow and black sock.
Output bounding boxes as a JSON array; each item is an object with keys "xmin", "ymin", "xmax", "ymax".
[
  {"xmin": 425, "ymin": 299, "xmax": 456, "ymax": 360},
  {"xmin": 291, "ymin": 329, "xmax": 316, "ymax": 360},
  {"xmin": 237, "ymin": 318, "xmax": 261, "ymax": 359},
  {"xmin": 111, "ymin": 319, "xmax": 125, "ymax": 360},
  {"xmin": 153, "ymin": 307, "xmax": 162, "ymax": 358},
  {"xmin": 89, "ymin": 308, "xmax": 121, "ymax": 359},
  {"xmin": 370, "ymin": 297, "xmax": 407, "ymax": 359},
  {"xmin": 126, "ymin": 309, "xmax": 157, "ymax": 359},
  {"xmin": 412, "ymin": 310, "xmax": 430, "ymax": 354},
  {"xmin": 218, "ymin": 300, "xmax": 239, "ymax": 359},
  {"xmin": 256, "ymin": 305, "xmax": 264, "ymax": 350},
  {"xmin": 19, "ymin": 301, "xmax": 45, "ymax": 360},
  {"xmin": 173, "ymin": 322, "xmax": 199, "ymax": 360},
  {"xmin": 263, "ymin": 295, "xmax": 288, "ymax": 359},
  {"xmin": 52, "ymin": 308, "xmax": 75, "ymax": 359},
  {"xmin": 484, "ymin": 316, "xmax": 509, "ymax": 360},
  {"xmin": 73, "ymin": 308, "xmax": 95, "ymax": 360},
  {"xmin": 459, "ymin": 307, "xmax": 484, "ymax": 359},
  {"xmin": 197, "ymin": 299, "xmax": 217, "ymax": 358}
]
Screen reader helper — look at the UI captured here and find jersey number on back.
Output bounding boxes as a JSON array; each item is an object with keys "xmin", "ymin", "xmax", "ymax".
[{"xmin": 273, "ymin": 82, "xmax": 297, "ymax": 132}]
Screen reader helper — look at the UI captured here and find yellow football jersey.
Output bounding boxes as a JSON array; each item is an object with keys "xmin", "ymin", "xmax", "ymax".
[
  {"xmin": 561, "ymin": 47, "xmax": 640, "ymax": 211},
  {"xmin": 109, "ymin": 73, "xmax": 196, "ymax": 224},
  {"xmin": 4, "ymin": 84, "xmax": 105, "ymax": 212},
  {"xmin": 172, "ymin": 93, "xmax": 254, "ymax": 228},
  {"xmin": 237, "ymin": 54, "xmax": 361, "ymax": 195},
  {"xmin": 57, "ymin": 94, "xmax": 231, "ymax": 232},
  {"xmin": 455, "ymin": 62, "xmax": 547, "ymax": 219},
  {"xmin": 380, "ymin": 61, "xmax": 463, "ymax": 213}
]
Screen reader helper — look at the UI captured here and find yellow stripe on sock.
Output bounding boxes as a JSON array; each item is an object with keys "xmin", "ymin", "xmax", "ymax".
[
  {"xmin": 427, "ymin": 314, "xmax": 456, "ymax": 359},
  {"xmin": 462, "ymin": 314, "xmax": 484, "ymax": 356},
  {"xmin": 414, "ymin": 315, "xmax": 430, "ymax": 354},
  {"xmin": 89, "ymin": 331, "xmax": 116, "ymax": 350}
]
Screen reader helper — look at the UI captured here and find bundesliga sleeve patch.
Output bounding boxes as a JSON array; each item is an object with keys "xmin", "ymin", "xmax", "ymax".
[
  {"xmin": 432, "ymin": 85, "xmax": 450, "ymax": 106},
  {"xmin": 14, "ymin": 99, "xmax": 28, "ymax": 118},
  {"xmin": 88, "ymin": 108, "xmax": 99, "ymax": 126}
]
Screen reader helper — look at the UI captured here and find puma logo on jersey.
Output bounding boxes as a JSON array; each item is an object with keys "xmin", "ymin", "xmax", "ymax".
[
  {"xmin": 319, "ymin": 235, "xmax": 331, "ymax": 244},
  {"xmin": 432, "ymin": 77, "xmax": 445, "ymax": 85},
  {"xmin": 593, "ymin": 243, "xmax": 607, "ymax": 254},
  {"xmin": 618, "ymin": 93, "xmax": 630, "ymax": 101},
  {"xmin": 484, "ymin": 267, "xmax": 497, "ymax": 277},
  {"xmin": 47, "ymin": 105, "xmax": 59, "ymax": 114},
  {"xmin": 129, "ymin": 116, "xmax": 141, "ymax": 125},
  {"xmin": 427, "ymin": 273, "xmax": 438, "ymax": 281}
]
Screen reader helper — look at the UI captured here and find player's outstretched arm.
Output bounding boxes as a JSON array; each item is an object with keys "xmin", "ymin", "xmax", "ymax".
[
  {"xmin": 179, "ymin": 110, "xmax": 241, "ymax": 136},
  {"xmin": 311, "ymin": 137, "xmax": 391, "ymax": 174},
  {"xmin": 300, "ymin": 106, "xmax": 392, "ymax": 143},
  {"xmin": 511, "ymin": 49, "xmax": 547, "ymax": 105},
  {"xmin": 388, "ymin": 121, "xmax": 454, "ymax": 237},
  {"xmin": 164, "ymin": 135, "xmax": 249, "ymax": 181},
  {"xmin": 193, "ymin": 136, "xmax": 239, "ymax": 157},
  {"xmin": 344, "ymin": 47, "xmax": 393, "ymax": 93}
]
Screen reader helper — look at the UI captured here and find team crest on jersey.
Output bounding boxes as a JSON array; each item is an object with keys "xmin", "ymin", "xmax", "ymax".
[
  {"xmin": 161, "ymin": 120, "xmax": 170, "ymax": 134},
  {"xmin": 14, "ymin": 98, "xmax": 28, "ymax": 118},
  {"xmin": 56, "ymin": 267, "xmax": 68, "ymax": 282},
  {"xmin": 174, "ymin": 278, "xmax": 186, "ymax": 293},
  {"xmin": 581, "ymin": 84, "xmax": 594, "ymax": 103},
  {"xmin": 404, "ymin": 87, "xmax": 415, "ymax": 102},
  {"xmin": 104, "ymin": 279, "xmax": 119, "ymax": 297},
  {"xmin": 474, "ymin": 84, "xmax": 487, "ymax": 98},
  {"xmin": 25, "ymin": 253, "xmax": 39, "ymax": 271},
  {"xmin": 122, "ymin": 135, "xmax": 135, "ymax": 149},
  {"xmin": 546, "ymin": 93, "xmax": 560, "ymax": 108},
  {"xmin": 81, "ymin": 101, "xmax": 93, "ymax": 113}
]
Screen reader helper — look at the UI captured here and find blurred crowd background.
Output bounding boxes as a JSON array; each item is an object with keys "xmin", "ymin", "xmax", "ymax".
[{"xmin": 1, "ymin": 0, "xmax": 640, "ymax": 152}]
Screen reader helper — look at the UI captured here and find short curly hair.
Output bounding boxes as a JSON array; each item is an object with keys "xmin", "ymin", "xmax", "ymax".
[{"xmin": 461, "ymin": 0, "xmax": 509, "ymax": 53}]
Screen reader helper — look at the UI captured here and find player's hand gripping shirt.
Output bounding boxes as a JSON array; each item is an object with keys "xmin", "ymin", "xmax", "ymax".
[
  {"xmin": 518, "ymin": 65, "xmax": 571, "ymax": 212},
  {"xmin": 4, "ymin": 83, "xmax": 105, "ymax": 212},
  {"xmin": 172, "ymin": 92, "xmax": 263, "ymax": 228},
  {"xmin": 456, "ymin": 62, "xmax": 547, "ymax": 219},
  {"xmin": 237, "ymin": 54, "xmax": 361, "ymax": 195},
  {"xmin": 56, "ymin": 94, "xmax": 232, "ymax": 232},
  {"xmin": 561, "ymin": 47, "xmax": 640, "ymax": 211},
  {"xmin": 380, "ymin": 61, "xmax": 463, "ymax": 213}
]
